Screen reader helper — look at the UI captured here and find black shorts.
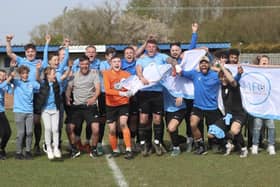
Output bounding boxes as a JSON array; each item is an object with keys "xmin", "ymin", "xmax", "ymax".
[
  {"xmin": 98, "ymin": 93, "xmax": 106, "ymax": 117},
  {"xmin": 70, "ymin": 104, "xmax": 99, "ymax": 128},
  {"xmin": 33, "ymin": 93, "xmax": 41, "ymax": 115},
  {"xmin": 106, "ymin": 104, "xmax": 129, "ymax": 123},
  {"xmin": 191, "ymin": 107, "xmax": 222, "ymax": 127},
  {"xmin": 62, "ymin": 92, "xmax": 73, "ymax": 124},
  {"xmin": 229, "ymin": 112, "xmax": 247, "ymax": 127},
  {"xmin": 138, "ymin": 91, "xmax": 163, "ymax": 115},
  {"xmin": 213, "ymin": 118, "xmax": 227, "ymax": 132},
  {"xmin": 165, "ymin": 109, "xmax": 186, "ymax": 125},
  {"xmin": 129, "ymin": 95, "xmax": 139, "ymax": 115},
  {"xmin": 210, "ymin": 112, "xmax": 247, "ymax": 132}
]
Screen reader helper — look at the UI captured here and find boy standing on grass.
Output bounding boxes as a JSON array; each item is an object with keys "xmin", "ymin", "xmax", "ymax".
[
  {"xmin": 11, "ymin": 65, "xmax": 40, "ymax": 160},
  {"xmin": 103, "ymin": 56, "xmax": 134, "ymax": 159},
  {"xmin": 0, "ymin": 69, "xmax": 13, "ymax": 159},
  {"xmin": 96, "ymin": 47, "xmax": 117, "ymax": 155},
  {"xmin": 6, "ymin": 34, "xmax": 43, "ymax": 154}
]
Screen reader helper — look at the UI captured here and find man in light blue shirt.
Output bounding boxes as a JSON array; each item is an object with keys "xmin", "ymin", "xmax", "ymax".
[
  {"xmin": 136, "ymin": 38, "xmax": 178, "ymax": 156},
  {"xmin": 72, "ymin": 45, "xmax": 100, "ymax": 73},
  {"xmin": 169, "ymin": 23, "xmax": 201, "ymax": 151}
]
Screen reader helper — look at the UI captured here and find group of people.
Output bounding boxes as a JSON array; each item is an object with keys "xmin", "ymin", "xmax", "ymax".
[{"xmin": 0, "ymin": 23, "xmax": 277, "ymax": 161}]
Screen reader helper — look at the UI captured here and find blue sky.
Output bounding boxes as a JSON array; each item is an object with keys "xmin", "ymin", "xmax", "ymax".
[{"xmin": 0, "ymin": 0, "xmax": 129, "ymax": 45}]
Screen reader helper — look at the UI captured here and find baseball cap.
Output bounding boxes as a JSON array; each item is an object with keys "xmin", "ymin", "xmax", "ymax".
[{"xmin": 199, "ymin": 56, "xmax": 210, "ymax": 63}]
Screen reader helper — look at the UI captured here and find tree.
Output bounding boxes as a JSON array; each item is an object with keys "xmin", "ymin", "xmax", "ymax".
[
  {"xmin": 29, "ymin": 0, "xmax": 280, "ymax": 52},
  {"xmin": 114, "ymin": 12, "xmax": 171, "ymax": 43},
  {"xmin": 30, "ymin": 1, "xmax": 170, "ymax": 44}
]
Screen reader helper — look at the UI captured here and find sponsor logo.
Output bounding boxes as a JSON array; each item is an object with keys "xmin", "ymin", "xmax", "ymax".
[{"xmin": 240, "ymin": 72, "xmax": 271, "ymax": 105}]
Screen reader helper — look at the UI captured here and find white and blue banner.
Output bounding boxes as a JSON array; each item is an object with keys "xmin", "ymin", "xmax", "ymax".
[
  {"xmin": 121, "ymin": 62, "xmax": 171, "ymax": 94},
  {"xmin": 160, "ymin": 49, "xmax": 207, "ymax": 99},
  {"xmin": 226, "ymin": 64, "xmax": 280, "ymax": 120},
  {"xmin": 122, "ymin": 49, "xmax": 207, "ymax": 96}
]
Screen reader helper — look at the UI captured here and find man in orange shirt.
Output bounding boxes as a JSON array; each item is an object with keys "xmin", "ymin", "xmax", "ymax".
[{"xmin": 103, "ymin": 56, "xmax": 133, "ymax": 159}]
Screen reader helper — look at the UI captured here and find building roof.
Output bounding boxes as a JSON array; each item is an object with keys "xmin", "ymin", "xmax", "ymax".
[{"xmin": 0, "ymin": 42, "xmax": 230, "ymax": 53}]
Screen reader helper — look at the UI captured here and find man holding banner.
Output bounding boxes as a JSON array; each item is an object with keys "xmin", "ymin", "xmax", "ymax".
[
  {"xmin": 136, "ymin": 38, "xmax": 179, "ymax": 156},
  {"xmin": 251, "ymin": 55, "xmax": 276, "ymax": 155},
  {"xmin": 177, "ymin": 56, "xmax": 233, "ymax": 155},
  {"xmin": 208, "ymin": 63, "xmax": 248, "ymax": 158}
]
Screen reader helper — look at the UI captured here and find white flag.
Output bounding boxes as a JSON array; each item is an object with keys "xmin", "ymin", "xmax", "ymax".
[
  {"xmin": 225, "ymin": 64, "xmax": 280, "ymax": 120},
  {"xmin": 122, "ymin": 63, "xmax": 171, "ymax": 95},
  {"xmin": 160, "ymin": 49, "xmax": 207, "ymax": 99}
]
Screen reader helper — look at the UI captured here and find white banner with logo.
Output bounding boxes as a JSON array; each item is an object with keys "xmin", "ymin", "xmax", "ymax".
[{"xmin": 226, "ymin": 64, "xmax": 280, "ymax": 120}]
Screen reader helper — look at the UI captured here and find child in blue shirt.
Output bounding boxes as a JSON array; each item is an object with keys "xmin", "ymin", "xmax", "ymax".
[
  {"xmin": 12, "ymin": 65, "xmax": 40, "ymax": 160},
  {"xmin": 35, "ymin": 67, "xmax": 63, "ymax": 160},
  {"xmin": 0, "ymin": 69, "xmax": 13, "ymax": 160}
]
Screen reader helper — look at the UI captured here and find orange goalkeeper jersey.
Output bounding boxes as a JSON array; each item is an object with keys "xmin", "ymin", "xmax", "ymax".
[{"xmin": 103, "ymin": 69, "xmax": 131, "ymax": 107}]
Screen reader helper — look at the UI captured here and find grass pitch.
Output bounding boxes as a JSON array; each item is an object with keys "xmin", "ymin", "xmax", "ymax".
[{"xmin": 1, "ymin": 110, "xmax": 280, "ymax": 187}]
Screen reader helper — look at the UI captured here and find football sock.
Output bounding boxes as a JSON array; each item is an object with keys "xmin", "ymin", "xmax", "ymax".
[
  {"xmin": 170, "ymin": 130, "xmax": 180, "ymax": 147},
  {"xmin": 153, "ymin": 123, "xmax": 162, "ymax": 143},
  {"xmin": 109, "ymin": 134, "xmax": 118, "ymax": 151},
  {"xmin": 122, "ymin": 127, "xmax": 131, "ymax": 149}
]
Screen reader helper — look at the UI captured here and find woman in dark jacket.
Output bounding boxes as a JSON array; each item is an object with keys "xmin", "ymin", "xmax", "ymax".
[{"xmin": 35, "ymin": 67, "xmax": 61, "ymax": 160}]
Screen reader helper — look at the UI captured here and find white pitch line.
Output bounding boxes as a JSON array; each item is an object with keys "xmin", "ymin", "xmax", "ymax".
[{"xmin": 106, "ymin": 155, "xmax": 129, "ymax": 187}]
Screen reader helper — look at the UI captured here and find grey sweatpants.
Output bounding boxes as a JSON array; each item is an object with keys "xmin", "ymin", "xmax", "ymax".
[{"xmin": 15, "ymin": 113, "xmax": 33, "ymax": 153}]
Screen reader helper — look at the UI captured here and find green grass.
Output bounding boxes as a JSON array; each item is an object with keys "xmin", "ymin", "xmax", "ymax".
[{"xmin": 2, "ymin": 109, "xmax": 280, "ymax": 187}]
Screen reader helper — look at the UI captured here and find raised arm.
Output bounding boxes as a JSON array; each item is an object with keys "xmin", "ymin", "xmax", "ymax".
[
  {"xmin": 36, "ymin": 60, "xmax": 42, "ymax": 82},
  {"xmin": 188, "ymin": 22, "xmax": 199, "ymax": 50},
  {"xmin": 135, "ymin": 35, "xmax": 155, "ymax": 58},
  {"xmin": 42, "ymin": 34, "xmax": 51, "ymax": 69},
  {"xmin": 5, "ymin": 69, "xmax": 16, "ymax": 85},
  {"xmin": 57, "ymin": 38, "xmax": 70, "ymax": 73},
  {"xmin": 220, "ymin": 63, "xmax": 237, "ymax": 87},
  {"xmin": 60, "ymin": 59, "xmax": 73, "ymax": 81},
  {"xmin": 71, "ymin": 59, "xmax": 80, "ymax": 73},
  {"xmin": 6, "ymin": 35, "xmax": 17, "ymax": 61},
  {"xmin": 234, "ymin": 65, "xmax": 244, "ymax": 82}
]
